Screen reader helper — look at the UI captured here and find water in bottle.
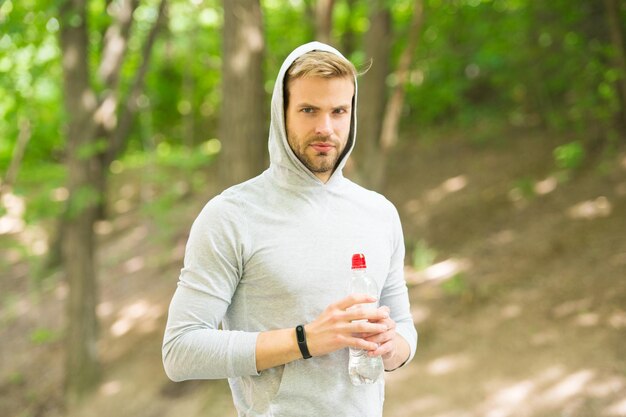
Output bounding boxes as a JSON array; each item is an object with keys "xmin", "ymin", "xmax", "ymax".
[{"xmin": 348, "ymin": 253, "xmax": 384, "ymax": 385}]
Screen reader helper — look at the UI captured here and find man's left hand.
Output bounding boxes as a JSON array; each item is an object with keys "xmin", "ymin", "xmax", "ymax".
[{"xmin": 364, "ymin": 306, "xmax": 397, "ymax": 361}]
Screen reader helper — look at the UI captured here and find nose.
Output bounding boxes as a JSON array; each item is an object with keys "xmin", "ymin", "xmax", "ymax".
[{"xmin": 314, "ymin": 114, "xmax": 333, "ymax": 137}]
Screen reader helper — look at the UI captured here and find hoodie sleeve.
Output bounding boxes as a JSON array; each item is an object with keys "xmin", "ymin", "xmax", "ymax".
[
  {"xmin": 162, "ymin": 196, "xmax": 260, "ymax": 381},
  {"xmin": 379, "ymin": 205, "xmax": 418, "ymax": 367}
]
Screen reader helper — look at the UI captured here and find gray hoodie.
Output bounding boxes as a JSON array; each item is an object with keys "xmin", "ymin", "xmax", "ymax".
[{"xmin": 162, "ymin": 42, "xmax": 417, "ymax": 417}]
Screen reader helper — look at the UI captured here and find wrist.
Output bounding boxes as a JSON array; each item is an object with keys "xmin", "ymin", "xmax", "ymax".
[
  {"xmin": 295, "ymin": 324, "xmax": 312, "ymax": 359},
  {"xmin": 255, "ymin": 327, "xmax": 307, "ymax": 372}
]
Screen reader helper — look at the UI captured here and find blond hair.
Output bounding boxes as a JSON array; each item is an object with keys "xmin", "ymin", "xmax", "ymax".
[{"xmin": 284, "ymin": 51, "xmax": 357, "ymax": 108}]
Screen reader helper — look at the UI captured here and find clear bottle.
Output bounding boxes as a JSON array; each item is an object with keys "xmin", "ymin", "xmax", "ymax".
[{"xmin": 348, "ymin": 253, "xmax": 384, "ymax": 385}]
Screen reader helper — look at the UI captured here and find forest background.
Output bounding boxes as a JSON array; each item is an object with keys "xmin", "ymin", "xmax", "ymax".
[{"xmin": 1, "ymin": 0, "xmax": 626, "ymax": 416}]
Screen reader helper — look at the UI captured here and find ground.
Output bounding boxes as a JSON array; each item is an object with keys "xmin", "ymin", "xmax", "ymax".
[{"xmin": 1, "ymin": 127, "xmax": 625, "ymax": 417}]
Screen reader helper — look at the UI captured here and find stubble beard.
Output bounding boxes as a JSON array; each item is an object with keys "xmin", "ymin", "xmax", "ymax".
[{"xmin": 287, "ymin": 131, "xmax": 344, "ymax": 174}]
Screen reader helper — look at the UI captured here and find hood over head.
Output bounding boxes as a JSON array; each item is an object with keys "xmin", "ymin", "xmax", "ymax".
[{"xmin": 268, "ymin": 42, "xmax": 357, "ymax": 187}]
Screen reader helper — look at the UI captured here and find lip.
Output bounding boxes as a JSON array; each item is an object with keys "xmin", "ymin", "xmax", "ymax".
[{"xmin": 310, "ymin": 142, "xmax": 335, "ymax": 152}]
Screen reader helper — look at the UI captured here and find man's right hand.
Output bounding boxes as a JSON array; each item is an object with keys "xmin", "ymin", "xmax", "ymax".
[{"xmin": 304, "ymin": 294, "xmax": 390, "ymax": 357}]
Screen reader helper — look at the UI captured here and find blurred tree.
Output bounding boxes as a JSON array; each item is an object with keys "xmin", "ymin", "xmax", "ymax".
[
  {"xmin": 354, "ymin": 0, "xmax": 423, "ymax": 190},
  {"xmin": 57, "ymin": 0, "xmax": 166, "ymax": 404},
  {"xmin": 219, "ymin": 0, "xmax": 266, "ymax": 186},
  {"xmin": 315, "ymin": 0, "xmax": 336, "ymax": 45},
  {"xmin": 0, "ymin": 118, "xmax": 30, "ymax": 197},
  {"xmin": 603, "ymin": 0, "xmax": 626, "ymax": 131},
  {"xmin": 353, "ymin": 0, "xmax": 391, "ymax": 187},
  {"xmin": 339, "ymin": 0, "xmax": 359, "ymax": 56}
]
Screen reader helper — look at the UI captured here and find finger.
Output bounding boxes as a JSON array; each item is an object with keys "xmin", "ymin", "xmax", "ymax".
[
  {"xmin": 341, "ymin": 335, "xmax": 379, "ymax": 351},
  {"xmin": 365, "ymin": 331, "xmax": 393, "ymax": 344},
  {"xmin": 367, "ymin": 317, "xmax": 396, "ymax": 327},
  {"xmin": 368, "ymin": 340, "xmax": 393, "ymax": 357},
  {"xmin": 334, "ymin": 293, "xmax": 377, "ymax": 310},
  {"xmin": 349, "ymin": 321, "xmax": 388, "ymax": 335},
  {"xmin": 344, "ymin": 307, "xmax": 389, "ymax": 322}
]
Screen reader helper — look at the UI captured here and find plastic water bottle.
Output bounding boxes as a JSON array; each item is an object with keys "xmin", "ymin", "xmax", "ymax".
[{"xmin": 348, "ymin": 253, "xmax": 384, "ymax": 385}]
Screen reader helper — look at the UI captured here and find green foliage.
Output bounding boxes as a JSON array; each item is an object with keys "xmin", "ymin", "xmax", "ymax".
[
  {"xmin": 0, "ymin": 0, "xmax": 63, "ymax": 169},
  {"xmin": 441, "ymin": 273, "xmax": 467, "ymax": 296},
  {"xmin": 76, "ymin": 139, "xmax": 108, "ymax": 160},
  {"xmin": 411, "ymin": 240, "xmax": 437, "ymax": 271},
  {"xmin": 29, "ymin": 327, "xmax": 60, "ymax": 345},
  {"xmin": 66, "ymin": 185, "xmax": 100, "ymax": 219},
  {"xmin": 0, "ymin": 0, "xmax": 622, "ymax": 270},
  {"xmin": 511, "ymin": 176, "xmax": 536, "ymax": 200},
  {"xmin": 554, "ymin": 141, "xmax": 585, "ymax": 170},
  {"xmin": 6, "ymin": 371, "xmax": 25, "ymax": 386}
]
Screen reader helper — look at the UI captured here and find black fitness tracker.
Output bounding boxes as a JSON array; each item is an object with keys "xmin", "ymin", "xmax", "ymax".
[{"xmin": 295, "ymin": 324, "xmax": 312, "ymax": 359}]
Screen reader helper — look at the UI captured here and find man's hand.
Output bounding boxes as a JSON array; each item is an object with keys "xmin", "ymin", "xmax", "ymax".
[
  {"xmin": 255, "ymin": 294, "xmax": 407, "ymax": 372},
  {"xmin": 363, "ymin": 305, "xmax": 411, "ymax": 371},
  {"xmin": 304, "ymin": 294, "xmax": 389, "ymax": 357},
  {"xmin": 363, "ymin": 305, "xmax": 396, "ymax": 359}
]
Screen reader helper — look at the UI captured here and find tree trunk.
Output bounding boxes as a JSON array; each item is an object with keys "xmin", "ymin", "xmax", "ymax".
[
  {"xmin": 352, "ymin": 0, "xmax": 392, "ymax": 188},
  {"xmin": 59, "ymin": 0, "xmax": 101, "ymax": 403},
  {"xmin": 219, "ymin": 0, "xmax": 266, "ymax": 187},
  {"xmin": 315, "ymin": 0, "xmax": 335, "ymax": 45},
  {"xmin": 603, "ymin": 0, "xmax": 626, "ymax": 133},
  {"xmin": 57, "ymin": 0, "xmax": 166, "ymax": 404},
  {"xmin": 341, "ymin": 0, "xmax": 358, "ymax": 57},
  {"xmin": 373, "ymin": 0, "xmax": 424, "ymax": 189}
]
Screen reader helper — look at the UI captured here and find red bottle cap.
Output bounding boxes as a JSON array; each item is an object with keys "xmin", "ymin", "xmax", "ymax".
[{"xmin": 351, "ymin": 253, "xmax": 367, "ymax": 269}]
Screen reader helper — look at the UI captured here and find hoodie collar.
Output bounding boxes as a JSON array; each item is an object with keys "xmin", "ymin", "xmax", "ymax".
[{"xmin": 267, "ymin": 42, "xmax": 357, "ymax": 190}]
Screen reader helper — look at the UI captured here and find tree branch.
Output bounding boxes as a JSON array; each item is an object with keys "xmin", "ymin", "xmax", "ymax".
[
  {"xmin": 107, "ymin": 0, "xmax": 167, "ymax": 165},
  {"xmin": 98, "ymin": 0, "xmax": 140, "ymax": 89},
  {"xmin": 380, "ymin": 0, "xmax": 424, "ymax": 150},
  {"xmin": 0, "ymin": 118, "xmax": 31, "ymax": 196},
  {"xmin": 59, "ymin": 0, "xmax": 99, "ymax": 149}
]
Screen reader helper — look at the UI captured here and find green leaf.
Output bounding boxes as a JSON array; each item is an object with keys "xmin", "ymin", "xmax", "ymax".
[
  {"xmin": 30, "ymin": 327, "xmax": 59, "ymax": 345},
  {"xmin": 76, "ymin": 138, "xmax": 108, "ymax": 160},
  {"xmin": 554, "ymin": 141, "xmax": 585, "ymax": 170},
  {"xmin": 66, "ymin": 185, "xmax": 100, "ymax": 219}
]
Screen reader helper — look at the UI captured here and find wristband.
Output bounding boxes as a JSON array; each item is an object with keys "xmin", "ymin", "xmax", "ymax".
[{"xmin": 295, "ymin": 325, "xmax": 312, "ymax": 359}]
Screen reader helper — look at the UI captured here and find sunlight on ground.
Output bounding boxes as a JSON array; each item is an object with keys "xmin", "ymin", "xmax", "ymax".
[
  {"xmin": 608, "ymin": 311, "xmax": 626, "ymax": 329},
  {"xmin": 476, "ymin": 367, "xmax": 625, "ymax": 417},
  {"xmin": 123, "ymin": 256, "xmax": 145, "ymax": 274},
  {"xmin": 405, "ymin": 258, "xmax": 472, "ymax": 285},
  {"xmin": 426, "ymin": 175, "xmax": 469, "ymax": 204},
  {"xmin": 489, "ymin": 229, "xmax": 516, "ymax": 245},
  {"xmin": 99, "ymin": 379, "xmax": 122, "ymax": 397},
  {"xmin": 500, "ymin": 303, "xmax": 522, "ymax": 319},
  {"xmin": 606, "ymin": 398, "xmax": 626, "ymax": 416},
  {"xmin": 426, "ymin": 354, "xmax": 472, "ymax": 376},
  {"xmin": 391, "ymin": 360, "xmax": 626, "ymax": 417},
  {"xmin": 552, "ymin": 297, "xmax": 593, "ymax": 318},
  {"xmin": 110, "ymin": 299, "xmax": 164, "ymax": 337},
  {"xmin": 567, "ymin": 196, "xmax": 612, "ymax": 220},
  {"xmin": 410, "ymin": 305, "xmax": 431, "ymax": 325},
  {"xmin": 533, "ymin": 176, "xmax": 558, "ymax": 195}
]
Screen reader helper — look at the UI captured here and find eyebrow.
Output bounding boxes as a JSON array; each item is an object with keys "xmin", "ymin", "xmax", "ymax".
[{"xmin": 296, "ymin": 103, "xmax": 351, "ymax": 110}]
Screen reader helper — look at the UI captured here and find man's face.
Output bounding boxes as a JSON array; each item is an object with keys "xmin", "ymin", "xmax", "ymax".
[{"xmin": 285, "ymin": 76, "xmax": 354, "ymax": 183}]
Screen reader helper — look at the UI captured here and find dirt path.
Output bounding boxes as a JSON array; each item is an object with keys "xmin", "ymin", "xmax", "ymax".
[{"xmin": 1, "ymin": 129, "xmax": 625, "ymax": 417}]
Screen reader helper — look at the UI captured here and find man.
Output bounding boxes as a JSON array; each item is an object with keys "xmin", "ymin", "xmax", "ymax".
[{"xmin": 162, "ymin": 42, "xmax": 417, "ymax": 417}]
